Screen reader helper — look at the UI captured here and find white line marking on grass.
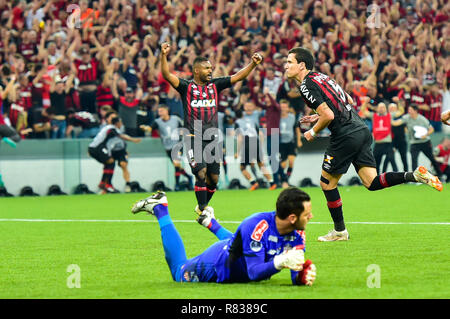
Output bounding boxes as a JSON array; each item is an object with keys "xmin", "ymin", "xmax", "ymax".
[{"xmin": 0, "ymin": 219, "xmax": 449, "ymax": 225}]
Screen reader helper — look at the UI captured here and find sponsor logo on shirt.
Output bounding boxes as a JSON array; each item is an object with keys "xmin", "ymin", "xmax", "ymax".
[
  {"xmin": 251, "ymin": 220, "xmax": 269, "ymax": 242},
  {"xmin": 299, "ymin": 84, "xmax": 317, "ymax": 104},
  {"xmin": 191, "ymin": 99, "xmax": 217, "ymax": 108}
]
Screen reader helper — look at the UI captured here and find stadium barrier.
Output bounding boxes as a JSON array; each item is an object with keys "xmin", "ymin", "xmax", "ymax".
[{"xmin": 0, "ymin": 134, "xmax": 446, "ymax": 196}]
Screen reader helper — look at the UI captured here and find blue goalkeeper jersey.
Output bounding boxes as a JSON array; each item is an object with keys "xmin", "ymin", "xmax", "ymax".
[{"xmin": 207, "ymin": 211, "xmax": 306, "ymax": 284}]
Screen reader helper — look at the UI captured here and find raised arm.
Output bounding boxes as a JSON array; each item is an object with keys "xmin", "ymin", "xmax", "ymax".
[
  {"xmin": 230, "ymin": 53, "xmax": 263, "ymax": 85},
  {"xmin": 160, "ymin": 42, "xmax": 180, "ymax": 88}
]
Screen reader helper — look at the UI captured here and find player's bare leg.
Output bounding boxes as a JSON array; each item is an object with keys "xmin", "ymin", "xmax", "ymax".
[
  {"xmin": 244, "ymin": 164, "xmax": 259, "ymax": 191},
  {"xmin": 258, "ymin": 162, "xmax": 277, "ymax": 190},
  {"xmin": 318, "ymin": 170, "xmax": 349, "ymax": 242},
  {"xmin": 287, "ymin": 155, "xmax": 296, "ymax": 184},
  {"xmin": 119, "ymin": 161, "xmax": 131, "ymax": 192}
]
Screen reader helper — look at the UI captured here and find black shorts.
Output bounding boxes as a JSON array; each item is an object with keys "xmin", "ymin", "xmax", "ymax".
[
  {"xmin": 88, "ymin": 146, "xmax": 111, "ymax": 164},
  {"xmin": 185, "ymin": 136, "xmax": 221, "ymax": 175},
  {"xmin": 279, "ymin": 142, "xmax": 296, "ymax": 162},
  {"xmin": 112, "ymin": 149, "xmax": 128, "ymax": 163},
  {"xmin": 240, "ymin": 136, "xmax": 263, "ymax": 167},
  {"xmin": 322, "ymin": 128, "xmax": 376, "ymax": 175}
]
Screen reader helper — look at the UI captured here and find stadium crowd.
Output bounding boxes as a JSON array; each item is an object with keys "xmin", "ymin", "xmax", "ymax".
[{"xmin": 0, "ymin": 0, "xmax": 449, "ymax": 177}]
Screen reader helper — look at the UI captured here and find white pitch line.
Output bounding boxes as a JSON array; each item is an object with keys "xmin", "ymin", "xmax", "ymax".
[{"xmin": 0, "ymin": 219, "xmax": 448, "ymax": 225}]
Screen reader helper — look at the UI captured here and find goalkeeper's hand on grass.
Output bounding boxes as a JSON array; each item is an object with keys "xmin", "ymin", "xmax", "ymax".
[
  {"xmin": 296, "ymin": 260, "xmax": 317, "ymax": 286},
  {"xmin": 273, "ymin": 248, "xmax": 305, "ymax": 272}
]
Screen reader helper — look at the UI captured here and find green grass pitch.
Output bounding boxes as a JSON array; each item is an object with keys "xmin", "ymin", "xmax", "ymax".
[{"xmin": 0, "ymin": 184, "xmax": 449, "ymax": 299}]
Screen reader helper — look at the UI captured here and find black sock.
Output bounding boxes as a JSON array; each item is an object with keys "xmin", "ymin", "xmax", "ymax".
[
  {"xmin": 195, "ymin": 180, "xmax": 208, "ymax": 210},
  {"xmin": 206, "ymin": 183, "xmax": 216, "ymax": 203},
  {"xmin": 103, "ymin": 162, "xmax": 115, "ymax": 185},
  {"xmin": 368, "ymin": 172, "xmax": 415, "ymax": 191},
  {"xmin": 223, "ymin": 158, "xmax": 228, "ymax": 175},
  {"xmin": 323, "ymin": 188, "xmax": 345, "ymax": 232},
  {"xmin": 278, "ymin": 165, "xmax": 287, "ymax": 182},
  {"xmin": 287, "ymin": 167, "xmax": 293, "ymax": 179}
]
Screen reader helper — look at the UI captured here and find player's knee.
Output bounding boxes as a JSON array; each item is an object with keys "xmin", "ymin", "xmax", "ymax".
[
  {"xmin": 208, "ymin": 174, "xmax": 219, "ymax": 186},
  {"xmin": 106, "ymin": 158, "xmax": 115, "ymax": 164},
  {"xmin": 320, "ymin": 181, "xmax": 332, "ymax": 190},
  {"xmin": 320, "ymin": 175, "xmax": 332, "ymax": 190},
  {"xmin": 195, "ymin": 169, "xmax": 207, "ymax": 181}
]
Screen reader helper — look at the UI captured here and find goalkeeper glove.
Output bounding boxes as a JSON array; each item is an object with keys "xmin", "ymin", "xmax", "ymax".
[
  {"xmin": 296, "ymin": 259, "xmax": 316, "ymax": 286},
  {"xmin": 273, "ymin": 247, "xmax": 305, "ymax": 272}
]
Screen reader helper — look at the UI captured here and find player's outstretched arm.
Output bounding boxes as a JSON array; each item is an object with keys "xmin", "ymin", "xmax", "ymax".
[
  {"xmin": 160, "ymin": 42, "xmax": 180, "ymax": 89},
  {"xmin": 230, "ymin": 52, "xmax": 263, "ymax": 85},
  {"xmin": 120, "ymin": 134, "xmax": 141, "ymax": 143}
]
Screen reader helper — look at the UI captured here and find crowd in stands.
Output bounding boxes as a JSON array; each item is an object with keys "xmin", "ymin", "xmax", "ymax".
[{"xmin": 0, "ymin": 0, "xmax": 448, "ymax": 173}]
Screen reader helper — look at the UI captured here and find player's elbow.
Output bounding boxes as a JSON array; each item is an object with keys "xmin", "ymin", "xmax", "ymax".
[{"xmin": 323, "ymin": 110, "xmax": 334, "ymax": 123}]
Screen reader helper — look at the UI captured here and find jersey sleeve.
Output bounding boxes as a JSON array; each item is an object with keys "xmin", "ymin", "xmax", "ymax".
[
  {"xmin": 175, "ymin": 78, "xmax": 188, "ymax": 96},
  {"xmin": 150, "ymin": 120, "xmax": 159, "ymax": 131},
  {"xmin": 107, "ymin": 127, "xmax": 120, "ymax": 138},
  {"xmin": 299, "ymin": 78, "xmax": 326, "ymax": 110},
  {"xmin": 240, "ymin": 219, "xmax": 280, "ymax": 282},
  {"xmin": 212, "ymin": 76, "xmax": 232, "ymax": 93},
  {"xmin": 173, "ymin": 115, "xmax": 183, "ymax": 127}
]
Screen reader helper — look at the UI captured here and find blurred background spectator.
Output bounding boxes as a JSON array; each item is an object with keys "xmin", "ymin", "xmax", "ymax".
[{"xmin": 0, "ymin": 0, "xmax": 447, "ymax": 158}]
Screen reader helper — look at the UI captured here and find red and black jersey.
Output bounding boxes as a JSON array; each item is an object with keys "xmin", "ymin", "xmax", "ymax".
[
  {"xmin": 74, "ymin": 58, "xmax": 99, "ymax": 85},
  {"xmin": 19, "ymin": 42, "xmax": 36, "ymax": 61},
  {"xmin": 96, "ymin": 84, "xmax": 114, "ymax": 108},
  {"xmin": 424, "ymin": 93, "xmax": 443, "ymax": 122},
  {"xmin": 31, "ymin": 81, "xmax": 45, "ymax": 107},
  {"xmin": 175, "ymin": 77, "xmax": 232, "ymax": 138},
  {"xmin": 20, "ymin": 84, "xmax": 33, "ymax": 111},
  {"xmin": 297, "ymin": 71, "xmax": 366, "ymax": 138},
  {"xmin": 68, "ymin": 111, "xmax": 99, "ymax": 129}
]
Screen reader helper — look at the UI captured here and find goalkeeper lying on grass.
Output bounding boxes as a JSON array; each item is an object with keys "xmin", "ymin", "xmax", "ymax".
[{"xmin": 132, "ymin": 187, "xmax": 316, "ymax": 286}]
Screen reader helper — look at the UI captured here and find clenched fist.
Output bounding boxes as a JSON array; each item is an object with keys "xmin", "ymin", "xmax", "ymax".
[
  {"xmin": 252, "ymin": 52, "xmax": 263, "ymax": 65},
  {"xmin": 161, "ymin": 42, "xmax": 171, "ymax": 56}
]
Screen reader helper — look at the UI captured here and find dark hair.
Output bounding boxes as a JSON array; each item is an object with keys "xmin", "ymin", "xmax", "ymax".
[
  {"xmin": 276, "ymin": 187, "xmax": 311, "ymax": 219},
  {"xmin": 105, "ymin": 111, "xmax": 117, "ymax": 120},
  {"xmin": 2, "ymin": 64, "xmax": 11, "ymax": 76},
  {"xmin": 288, "ymin": 47, "xmax": 315, "ymax": 70},
  {"xmin": 111, "ymin": 117, "xmax": 121, "ymax": 125},
  {"xmin": 409, "ymin": 103, "xmax": 419, "ymax": 111},
  {"xmin": 192, "ymin": 56, "xmax": 209, "ymax": 68}
]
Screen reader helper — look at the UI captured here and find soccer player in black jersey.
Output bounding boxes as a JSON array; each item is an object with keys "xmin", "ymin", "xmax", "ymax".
[
  {"xmin": 284, "ymin": 47, "xmax": 443, "ymax": 241},
  {"xmin": 160, "ymin": 42, "xmax": 262, "ymax": 215}
]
